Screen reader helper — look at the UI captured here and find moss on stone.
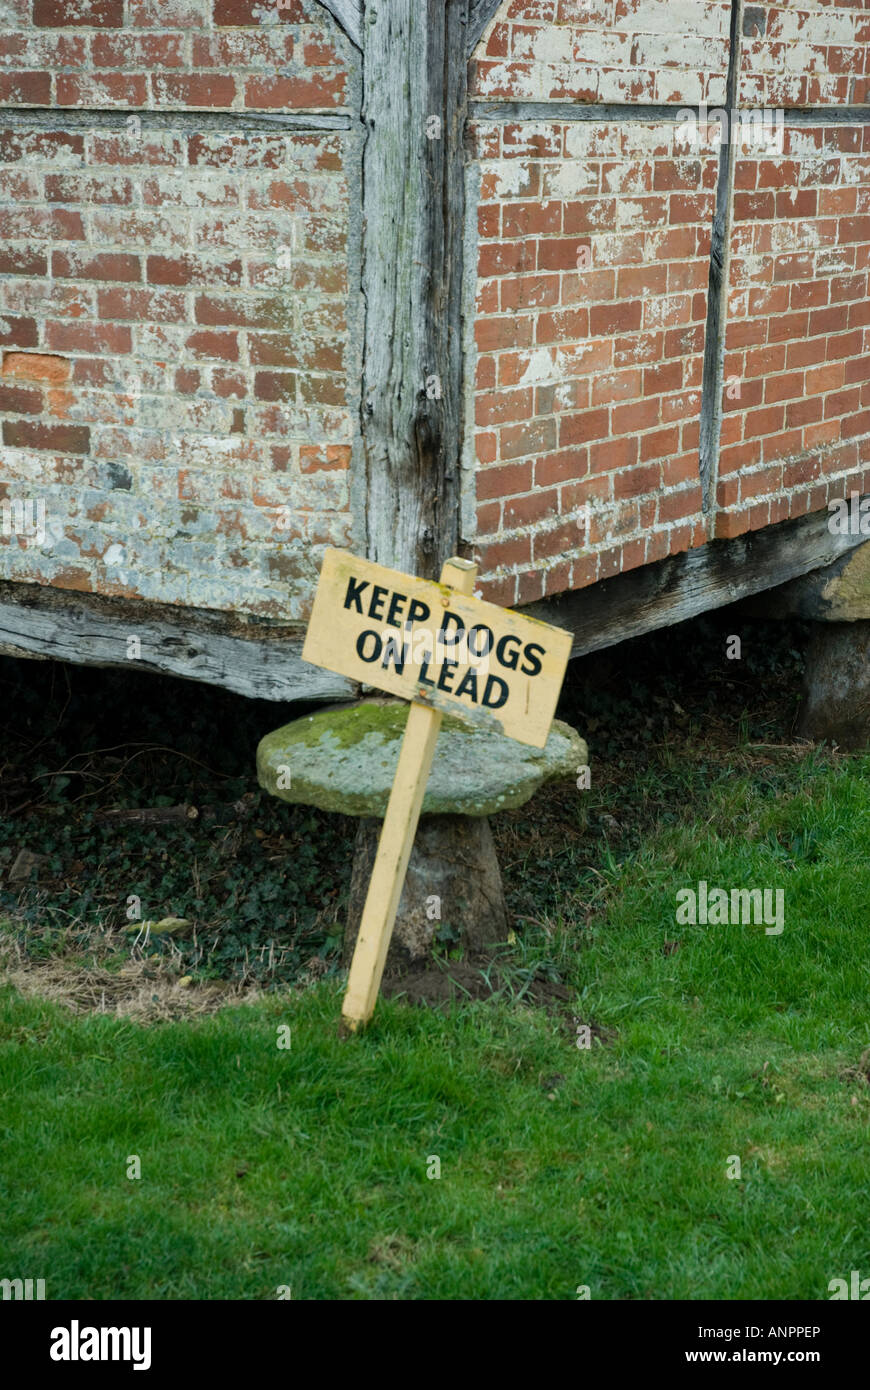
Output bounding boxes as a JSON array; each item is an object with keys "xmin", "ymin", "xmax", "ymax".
[{"xmin": 256, "ymin": 699, "xmax": 588, "ymax": 818}]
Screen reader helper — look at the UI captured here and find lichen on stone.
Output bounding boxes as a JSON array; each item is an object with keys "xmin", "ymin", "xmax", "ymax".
[{"xmin": 256, "ymin": 699, "xmax": 588, "ymax": 817}]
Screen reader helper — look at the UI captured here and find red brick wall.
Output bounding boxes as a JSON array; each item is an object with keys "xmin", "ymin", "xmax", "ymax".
[
  {"xmin": 718, "ymin": 121, "xmax": 870, "ymax": 538},
  {"xmin": 467, "ymin": 0, "xmax": 870, "ymax": 607},
  {"xmin": 739, "ymin": 2, "xmax": 870, "ymax": 108},
  {"xmin": 0, "ymin": 0, "xmax": 356, "ymax": 621},
  {"xmin": 4, "ymin": 0, "xmax": 870, "ymax": 625},
  {"xmin": 0, "ymin": 0, "xmax": 348, "ymax": 111},
  {"xmin": 471, "ymin": 0, "xmax": 732, "ymax": 106},
  {"xmin": 469, "ymin": 118, "xmax": 717, "ymax": 606}
]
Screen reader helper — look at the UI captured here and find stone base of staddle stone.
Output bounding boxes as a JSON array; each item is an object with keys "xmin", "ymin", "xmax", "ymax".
[
  {"xmin": 799, "ymin": 621, "xmax": 870, "ymax": 750},
  {"xmin": 344, "ymin": 814, "xmax": 509, "ymax": 974}
]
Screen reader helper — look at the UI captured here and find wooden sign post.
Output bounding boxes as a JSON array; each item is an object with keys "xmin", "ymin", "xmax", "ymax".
[{"xmin": 302, "ymin": 548, "xmax": 573, "ymax": 1031}]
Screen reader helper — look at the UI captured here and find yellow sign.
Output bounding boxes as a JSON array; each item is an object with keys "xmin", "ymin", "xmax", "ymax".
[
  {"xmin": 301, "ymin": 550, "xmax": 573, "ymax": 1032},
  {"xmin": 302, "ymin": 548, "xmax": 572, "ymax": 749}
]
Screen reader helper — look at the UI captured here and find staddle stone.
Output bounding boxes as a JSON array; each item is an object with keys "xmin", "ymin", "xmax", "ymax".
[
  {"xmin": 256, "ymin": 699, "xmax": 587, "ymax": 818},
  {"xmin": 256, "ymin": 699, "xmax": 587, "ymax": 974},
  {"xmin": 344, "ymin": 813, "xmax": 508, "ymax": 970},
  {"xmin": 799, "ymin": 621, "xmax": 870, "ymax": 750}
]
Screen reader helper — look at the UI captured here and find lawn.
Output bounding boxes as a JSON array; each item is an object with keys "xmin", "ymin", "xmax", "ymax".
[{"xmin": 3, "ymin": 746, "xmax": 869, "ymax": 1300}]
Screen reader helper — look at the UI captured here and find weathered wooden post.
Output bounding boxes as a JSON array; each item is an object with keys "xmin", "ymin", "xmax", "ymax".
[{"xmin": 307, "ymin": 1, "xmax": 510, "ymax": 980}]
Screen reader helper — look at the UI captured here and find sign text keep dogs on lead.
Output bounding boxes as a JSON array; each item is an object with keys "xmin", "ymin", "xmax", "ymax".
[{"xmin": 302, "ymin": 549, "xmax": 572, "ymax": 749}]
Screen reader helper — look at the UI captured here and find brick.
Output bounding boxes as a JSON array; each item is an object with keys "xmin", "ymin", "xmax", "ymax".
[
  {"xmin": 56, "ymin": 74, "xmax": 148, "ymax": 105},
  {"xmin": 475, "ymin": 316, "xmax": 533, "ymax": 353},
  {"xmin": 46, "ymin": 173, "xmax": 133, "ymax": 205},
  {"xmin": 0, "ymin": 318, "xmax": 38, "ymax": 348},
  {"xmin": 254, "ymin": 371, "xmax": 296, "ymax": 402},
  {"xmin": 786, "ymin": 337, "xmax": 827, "ymax": 370},
  {"xmin": 516, "ymin": 569, "xmax": 545, "ymax": 604},
  {"xmin": 46, "ymin": 322, "xmax": 131, "ymax": 354},
  {"xmin": 744, "ymin": 405, "xmax": 785, "ymax": 439},
  {"xmin": 824, "ymin": 387, "xmax": 861, "ymax": 420},
  {"xmin": 33, "ymin": 0, "xmax": 122, "ymax": 22},
  {"xmin": 0, "ymin": 72, "xmax": 51, "ymax": 103},
  {"xmin": 3, "ymin": 420, "xmax": 89, "ymax": 452},
  {"xmin": 536, "ymin": 308, "xmax": 588, "ymax": 343},
  {"xmin": 503, "ymin": 488, "xmax": 559, "ymax": 528},
  {"xmin": 789, "ymin": 281, "xmax": 829, "ymax": 311},
  {"xmin": 590, "ymin": 301, "xmax": 642, "ymax": 336},
  {"xmin": 0, "ymin": 249, "xmax": 48, "ymax": 276},
  {"xmin": 764, "ymin": 372, "xmax": 804, "ymax": 404},
  {"xmin": 534, "ymin": 520, "xmax": 585, "ymax": 562},
  {"xmin": 147, "ymin": 255, "xmax": 242, "ymax": 289},
  {"xmin": 559, "ymin": 409, "xmax": 610, "ymax": 447},
  {"xmin": 300, "ymin": 445, "xmax": 351, "ymax": 473},
  {"xmin": 93, "ymin": 33, "xmax": 185, "ymax": 68},
  {"xmin": 537, "ymin": 238, "xmax": 593, "ymax": 272},
  {"xmin": 786, "ymin": 398, "xmax": 823, "ymax": 429},
  {"xmin": 175, "ymin": 368, "xmax": 200, "ymax": 394},
  {"xmin": 734, "ymin": 191, "xmax": 775, "ymax": 221},
  {"xmin": 503, "ymin": 201, "xmax": 562, "ymax": 237},
  {"xmin": 643, "ymin": 361, "xmax": 682, "ymax": 395},
  {"xmin": 640, "ymin": 426, "xmax": 679, "ymax": 462},
  {"xmin": 776, "ymin": 190, "xmax": 818, "ymax": 220},
  {"xmin": 589, "ymin": 436, "xmax": 638, "ymax": 474},
  {"xmin": 611, "ymin": 398, "xmax": 659, "ymax": 435},
  {"xmin": 245, "ymin": 75, "xmax": 346, "ymax": 110},
  {"xmin": 477, "ymin": 461, "xmax": 533, "ymax": 501},
  {"xmin": 52, "ymin": 251, "xmax": 141, "ymax": 282},
  {"xmin": 613, "ymin": 463, "xmax": 660, "ymax": 500},
  {"xmin": 807, "ymin": 363, "xmax": 846, "ymax": 396},
  {"xmin": 500, "ymin": 273, "xmax": 560, "ymax": 311},
  {"xmin": 534, "ymin": 450, "xmax": 587, "ymax": 487},
  {"xmin": 152, "ymin": 75, "xmax": 238, "ymax": 108},
  {"xmin": 2, "ymin": 351, "xmax": 70, "ymax": 384},
  {"xmin": 476, "ymin": 432, "xmax": 498, "ymax": 466},
  {"xmin": 184, "ymin": 330, "xmax": 239, "ymax": 362},
  {"xmin": 475, "ymin": 388, "xmax": 534, "ymax": 427},
  {"xmin": 0, "ymin": 384, "xmax": 42, "ymax": 414},
  {"xmin": 97, "ymin": 287, "xmax": 185, "ymax": 322},
  {"xmin": 479, "ymin": 241, "xmax": 537, "ymax": 277},
  {"xmin": 804, "ymin": 421, "xmax": 841, "ymax": 450},
  {"xmin": 0, "ymin": 131, "xmax": 83, "ymax": 162},
  {"xmin": 499, "ymin": 419, "xmax": 556, "ymax": 461},
  {"xmin": 214, "ymin": 0, "xmax": 305, "ymax": 21},
  {"xmin": 591, "ymin": 368, "xmax": 642, "ymax": 406},
  {"xmin": 477, "ymin": 535, "xmax": 532, "ymax": 572},
  {"xmin": 768, "ymin": 313, "xmax": 809, "ymax": 344}
]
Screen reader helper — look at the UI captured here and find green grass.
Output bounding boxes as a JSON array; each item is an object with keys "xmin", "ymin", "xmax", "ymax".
[{"xmin": 2, "ymin": 753, "xmax": 869, "ymax": 1300}]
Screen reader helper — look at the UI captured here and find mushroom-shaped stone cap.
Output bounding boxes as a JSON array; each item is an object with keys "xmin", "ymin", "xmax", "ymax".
[{"xmin": 257, "ymin": 700, "xmax": 587, "ymax": 817}]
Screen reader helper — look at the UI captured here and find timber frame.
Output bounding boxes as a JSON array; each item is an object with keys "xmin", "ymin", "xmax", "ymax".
[
  {"xmin": 358, "ymin": 0, "xmax": 470, "ymax": 576},
  {"xmin": 3, "ymin": 505, "xmax": 866, "ymax": 699},
  {"xmin": 317, "ymin": 0, "xmax": 500, "ymax": 576},
  {"xmin": 2, "ymin": 0, "xmax": 868, "ymax": 700}
]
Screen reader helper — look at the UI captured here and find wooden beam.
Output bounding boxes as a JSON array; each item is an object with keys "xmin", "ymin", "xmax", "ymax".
[
  {"xmin": 361, "ymin": 0, "xmax": 470, "ymax": 578},
  {"xmin": 314, "ymin": 0, "xmax": 363, "ymax": 49},
  {"xmin": 523, "ymin": 505, "xmax": 870, "ymax": 657},
  {"xmin": 5, "ymin": 505, "xmax": 864, "ymax": 698},
  {"xmin": 743, "ymin": 537, "xmax": 870, "ymax": 622},
  {"xmin": 0, "ymin": 581, "xmax": 353, "ymax": 704},
  {"xmin": 467, "ymin": 0, "xmax": 504, "ymax": 54}
]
